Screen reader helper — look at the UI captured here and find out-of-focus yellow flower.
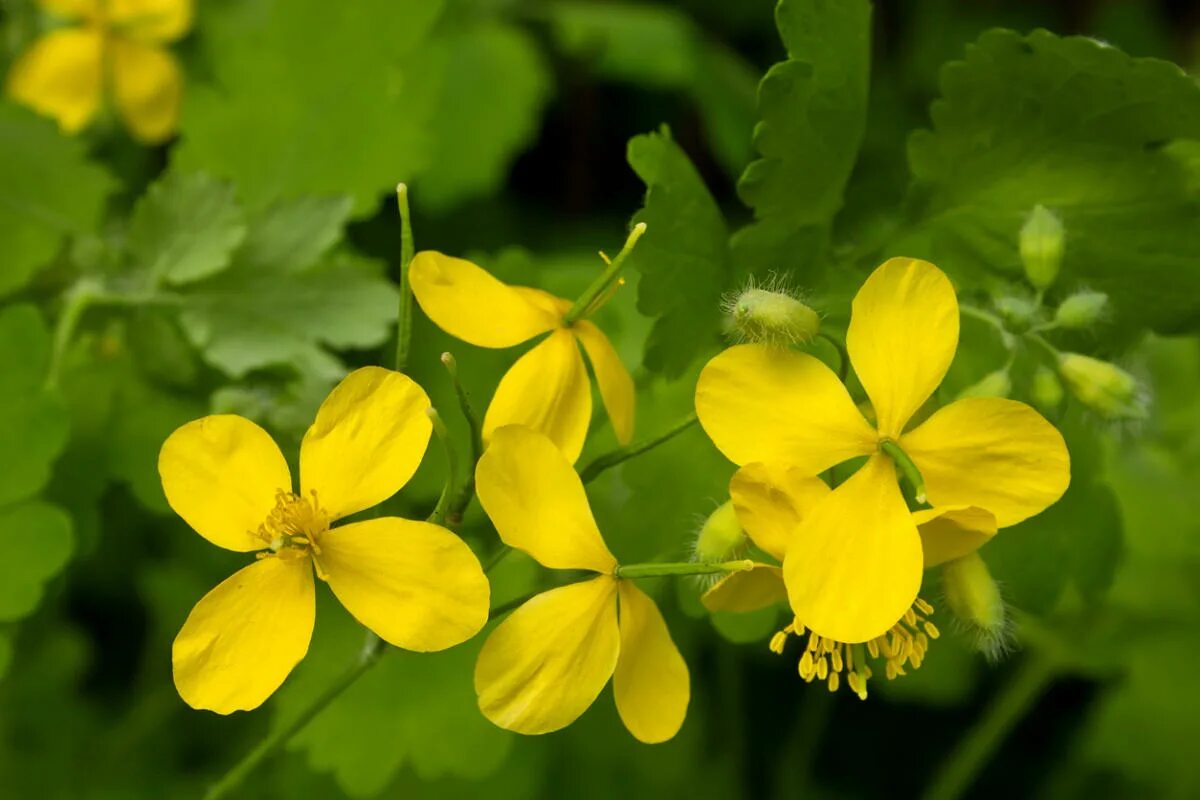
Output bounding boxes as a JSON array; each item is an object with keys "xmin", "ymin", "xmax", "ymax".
[
  {"xmin": 7, "ymin": 0, "xmax": 192, "ymax": 142},
  {"xmin": 702, "ymin": 462, "xmax": 996, "ymax": 699},
  {"xmin": 473, "ymin": 426, "xmax": 687, "ymax": 743},
  {"xmin": 409, "ymin": 251, "xmax": 634, "ymax": 464},
  {"xmin": 159, "ymin": 367, "xmax": 489, "ymax": 714},
  {"xmin": 695, "ymin": 257, "xmax": 1069, "ymax": 644}
]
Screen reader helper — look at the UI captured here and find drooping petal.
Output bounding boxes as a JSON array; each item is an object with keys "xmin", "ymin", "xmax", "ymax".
[
  {"xmin": 475, "ymin": 576, "xmax": 620, "ymax": 735},
  {"xmin": 409, "ymin": 252, "xmax": 561, "ymax": 348},
  {"xmin": 159, "ymin": 415, "xmax": 290, "ymax": 552},
  {"xmin": 729, "ymin": 462, "xmax": 832, "ymax": 561},
  {"xmin": 300, "ymin": 367, "xmax": 432, "ymax": 522},
  {"xmin": 701, "ymin": 565, "xmax": 786, "ymax": 613},
  {"xmin": 172, "ymin": 556, "xmax": 314, "ymax": 714},
  {"xmin": 6, "ymin": 28, "xmax": 104, "ymax": 133},
  {"xmin": 900, "ymin": 397, "xmax": 1070, "ymax": 527},
  {"xmin": 613, "ymin": 582, "xmax": 689, "ymax": 744},
  {"xmin": 318, "ymin": 518, "xmax": 489, "ymax": 652},
  {"xmin": 846, "ymin": 258, "xmax": 959, "ymax": 437},
  {"xmin": 912, "ymin": 506, "xmax": 998, "ymax": 568},
  {"xmin": 109, "ymin": 39, "xmax": 181, "ymax": 143},
  {"xmin": 475, "ymin": 425, "xmax": 616, "ymax": 573},
  {"xmin": 695, "ymin": 344, "xmax": 876, "ymax": 472},
  {"xmin": 783, "ymin": 454, "xmax": 923, "ymax": 643},
  {"xmin": 573, "ymin": 320, "xmax": 635, "ymax": 445},
  {"xmin": 108, "ymin": 0, "xmax": 193, "ymax": 41},
  {"xmin": 483, "ymin": 330, "xmax": 592, "ymax": 464}
]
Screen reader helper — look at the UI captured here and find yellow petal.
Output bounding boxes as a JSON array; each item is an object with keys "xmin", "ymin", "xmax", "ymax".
[
  {"xmin": 475, "ymin": 576, "xmax": 620, "ymax": 735},
  {"xmin": 573, "ymin": 320, "xmax": 635, "ymax": 445},
  {"xmin": 483, "ymin": 330, "xmax": 592, "ymax": 464},
  {"xmin": 695, "ymin": 344, "xmax": 875, "ymax": 472},
  {"xmin": 900, "ymin": 397, "xmax": 1070, "ymax": 527},
  {"xmin": 613, "ymin": 582, "xmax": 689, "ymax": 744},
  {"xmin": 912, "ymin": 506, "xmax": 998, "ymax": 568},
  {"xmin": 475, "ymin": 425, "xmax": 616, "ymax": 573},
  {"xmin": 300, "ymin": 367, "xmax": 432, "ymax": 522},
  {"xmin": 109, "ymin": 38, "xmax": 181, "ymax": 143},
  {"xmin": 6, "ymin": 28, "xmax": 103, "ymax": 133},
  {"xmin": 846, "ymin": 258, "xmax": 959, "ymax": 437},
  {"xmin": 318, "ymin": 517, "xmax": 489, "ymax": 652},
  {"xmin": 108, "ymin": 0, "xmax": 193, "ymax": 41},
  {"xmin": 172, "ymin": 556, "xmax": 314, "ymax": 713},
  {"xmin": 783, "ymin": 454, "xmax": 923, "ymax": 643},
  {"xmin": 701, "ymin": 565, "xmax": 786, "ymax": 613},
  {"xmin": 409, "ymin": 251, "xmax": 561, "ymax": 348},
  {"xmin": 729, "ymin": 462, "xmax": 831, "ymax": 560},
  {"xmin": 159, "ymin": 415, "xmax": 290, "ymax": 552}
]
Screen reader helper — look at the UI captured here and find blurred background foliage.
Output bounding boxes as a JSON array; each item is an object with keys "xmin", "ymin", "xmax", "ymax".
[{"xmin": 1, "ymin": 0, "xmax": 1199, "ymax": 797}]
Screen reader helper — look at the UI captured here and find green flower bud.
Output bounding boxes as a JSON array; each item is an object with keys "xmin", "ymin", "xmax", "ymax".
[
  {"xmin": 723, "ymin": 284, "xmax": 819, "ymax": 346},
  {"xmin": 994, "ymin": 295, "xmax": 1038, "ymax": 331},
  {"xmin": 1054, "ymin": 290, "xmax": 1108, "ymax": 330},
  {"xmin": 956, "ymin": 369, "xmax": 1012, "ymax": 400},
  {"xmin": 1058, "ymin": 353, "xmax": 1147, "ymax": 420},
  {"xmin": 1020, "ymin": 205, "xmax": 1065, "ymax": 290},
  {"xmin": 942, "ymin": 552, "xmax": 1011, "ymax": 662},
  {"xmin": 693, "ymin": 501, "xmax": 746, "ymax": 564},
  {"xmin": 1031, "ymin": 365, "xmax": 1064, "ymax": 412}
]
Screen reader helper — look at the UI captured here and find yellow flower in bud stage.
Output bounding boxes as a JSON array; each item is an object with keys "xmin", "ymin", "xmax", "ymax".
[
  {"xmin": 702, "ymin": 462, "xmax": 996, "ymax": 699},
  {"xmin": 473, "ymin": 426, "xmax": 688, "ymax": 743},
  {"xmin": 695, "ymin": 257, "xmax": 1070, "ymax": 645},
  {"xmin": 7, "ymin": 0, "xmax": 192, "ymax": 142},
  {"xmin": 409, "ymin": 251, "xmax": 634, "ymax": 464},
  {"xmin": 159, "ymin": 367, "xmax": 490, "ymax": 714}
]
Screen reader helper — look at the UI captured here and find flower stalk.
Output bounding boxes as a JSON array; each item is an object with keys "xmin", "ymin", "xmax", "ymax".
[
  {"xmin": 614, "ymin": 559, "xmax": 754, "ymax": 579},
  {"xmin": 394, "ymin": 183, "xmax": 415, "ymax": 373}
]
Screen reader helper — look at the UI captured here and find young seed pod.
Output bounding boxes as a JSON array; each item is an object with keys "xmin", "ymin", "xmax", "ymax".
[
  {"xmin": 693, "ymin": 501, "xmax": 746, "ymax": 564},
  {"xmin": 1031, "ymin": 365, "xmax": 1064, "ymax": 413},
  {"xmin": 956, "ymin": 369, "xmax": 1012, "ymax": 400},
  {"xmin": 1058, "ymin": 353, "xmax": 1148, "ymax": 420},
  {"xmin": 723, "ymin": 283, "xmax": 819, "ymax": 347},
  {"xmin": 1020, "ymin": 205, "xmax": 1065, "ymax": 290},
  {"xmin": 941, "ymin": 552, "xmax": 1011, "ymax": 662},
  {"xmin": 1054, "ymin": 290, "xmax": 1108, "ymax": 330}
]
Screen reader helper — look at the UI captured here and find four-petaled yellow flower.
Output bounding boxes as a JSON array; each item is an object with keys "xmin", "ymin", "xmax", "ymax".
[
  {"xmin": 695, "ymin": 258, "xmax": 1070, "ymax": 646},
  {"xmin": 473, "ymin": 426, "xmax": 688, "ymax": 743},
  {"xmin": 702, "ymin": 462, "xmax": 997, "ymax": 698},
  {"xmin": 7, "ymin": 0, "xmax": 191, "ymax": 143},
  {"xmin": 409, "ymin": 251, "xmax": 634, "ymax": 464},
  {"xmin": 160, "ymin": 367, "xmax": 490, "ymax": 714}
]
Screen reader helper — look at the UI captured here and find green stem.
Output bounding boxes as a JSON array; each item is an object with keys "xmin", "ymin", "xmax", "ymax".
[
  {"xmin": 816, "ymin": 332, "xmax": 850, "ymax": 382},
  {"xmin": 488, "ymin": 588, "xmax": 542, "ymax": 619},
  {"xmin": 394, "ymin": 183, "xmax": 415, "ymax": 373},
  {"xmin": 203, "ymin": 632, "xmax": 386, "ymax": 800},
  {"xmin": 921, "ymin": 654, "xmax": 1058, "ymax": 800},
  {"xmin": 562, "ymin": 222, "xmax": 646, "ymax": 325},
  {"xmin": 1024, "ymin": 332, "xmax": 1061, "ymax": 365},
  {"xmin": 614, "ymin": 559, "xmax": 754, "ymax": 579},
  {"xmin": 879, "ymin": 439, "xmax": 927, "ymax": 505},
  {"xmin": 578, "ymin": 412, "xmax": 698, "ymax": 484},
  {"xmin": 426, "ymin": 408, "xmax": 456, "ymax": 526},
  {"xmin": 483, "ymin": 544, "xmax": 511, "ymax": 574},
  {"xmin": 440, "ymin": 352, "xmax": 483, "ymax": 523}
]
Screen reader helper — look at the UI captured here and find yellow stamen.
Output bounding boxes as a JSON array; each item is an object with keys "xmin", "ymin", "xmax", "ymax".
[{"xmin": 252, "ymin": 490, "xmax": 330, "ymax": 568}]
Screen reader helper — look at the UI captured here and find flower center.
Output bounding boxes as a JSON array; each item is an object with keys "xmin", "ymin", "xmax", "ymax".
[
  {"xmin": 253, "ymin": 490, "xmax": 331, "ymax": 575},
  {"xmin": 768, "ymin": 597, "xmax": 940, "ymax": 700}
]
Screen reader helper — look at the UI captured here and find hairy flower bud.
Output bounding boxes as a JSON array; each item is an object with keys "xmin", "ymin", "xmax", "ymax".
[
  {"xmin": 693, "ymin": 501, "xmax": 746, "ymax": 564},
  {"xmin": 723, "ymin": 281, "xmax": 819, "ymax": 346},
  {"xmin": 1054, "ymin": 290, "xmax": 1108, "ymax": 330},
  {"xmin": 994, "ymin": 295, "xmax": 1038, "ymax": 331},
  {"xmin": 956, "ymin": 369, "xmax": 1012, "ymax": 400},
  {"xmin": 1058, "ymin": 353, "xmax": 1147, "ymax": 420},
  {"xmin": 1031, "ymin": 365, "xmax": 1064, "ymax": 412},
  {"xmin": 1020, "ymin": 205, "xmax": 1065, "ymax": 290},
  {"xmin": 942, "ymin": 552, "xmax": 1011, "ymax": 662}
]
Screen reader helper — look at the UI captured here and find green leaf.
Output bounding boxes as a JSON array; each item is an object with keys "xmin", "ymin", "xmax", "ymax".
[
  {"xmin": 626, "ymin": 127, "xmax": 729, "ymax": 377},
  {"xmin": 0, "ymin": 102, "xmax": 114, "ymax": 296},
  {"xmin": 127, "ymin": 172, "xmax": 247, "ymax": 285},
  {"xmin": 0, "ymin": 501, "xmax": 73, "ymax": 622},
  {"xmin": 239, "ymin": 196, "xmax": 355, "ymax": 272},
  {"xmin": 174, "ymin": 0, "xmax": 443, "ymax": 214},
  {"xmin": 732, "ymin": 0, "xmax": 872, "ymax": 278},
  {"xmin": 0, "ymin": 304, "xmax": 69, "ymax": 507},
  {"xmin": 903, "ymin": 30, "xmax": 1200, "ymax": 339}
]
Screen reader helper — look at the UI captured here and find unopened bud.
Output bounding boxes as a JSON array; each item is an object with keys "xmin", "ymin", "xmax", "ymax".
[
  {"xmin": 723, "ymin": 284, "xmax": 819, "ymax": 346},
  {"xmin": 693, "ymin": 502, "xmax": 746, "ymax": 564},
  {"xmin": 956, "ymin": 369, "xmax": 1012, "ymax": 400},
  {"xmin": 1058, "ymin": 353, "xmax": 1147, "ymax": 420},
  {"xmin": 942, "ymin": 552, "xmax": 1011, "ymax": 662},
  {"xmin": 1054, "ymin": 291, "xmax": 1108, "ymax": 330},
  {"xmin": 1020, "ymin": 205, "xmax": 1064, "ymax": 290},
  {"xmin": 1031, "ymin": 365, "xmax": 1064, "ymax": 412},
  {"xmin": 994, "ymin": 295, "xmax": 1038, "ymax": 331}
]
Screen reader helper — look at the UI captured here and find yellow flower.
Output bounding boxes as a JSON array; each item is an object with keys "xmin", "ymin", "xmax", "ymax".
[
  {"xmin": 695, "ymin": 257, "xmax": 1070, "ymax": 644},
  {"xmin": 409, "ymin": 251, "xmax": 634, "ymax": 463},
  {"xmin": 473, "ymin": 426, "xmax": 688, "ymax": 743},
  {"xmin": 160, "ymin": 367, "xmax": 490, "ymax": 714},
  {"xmin": 7, "ymin": 0, "xmax": 191, "ymax": 142},
  {"xmin": 702, "ymin": 462, "xmax": 997, "ymax": 698}
]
